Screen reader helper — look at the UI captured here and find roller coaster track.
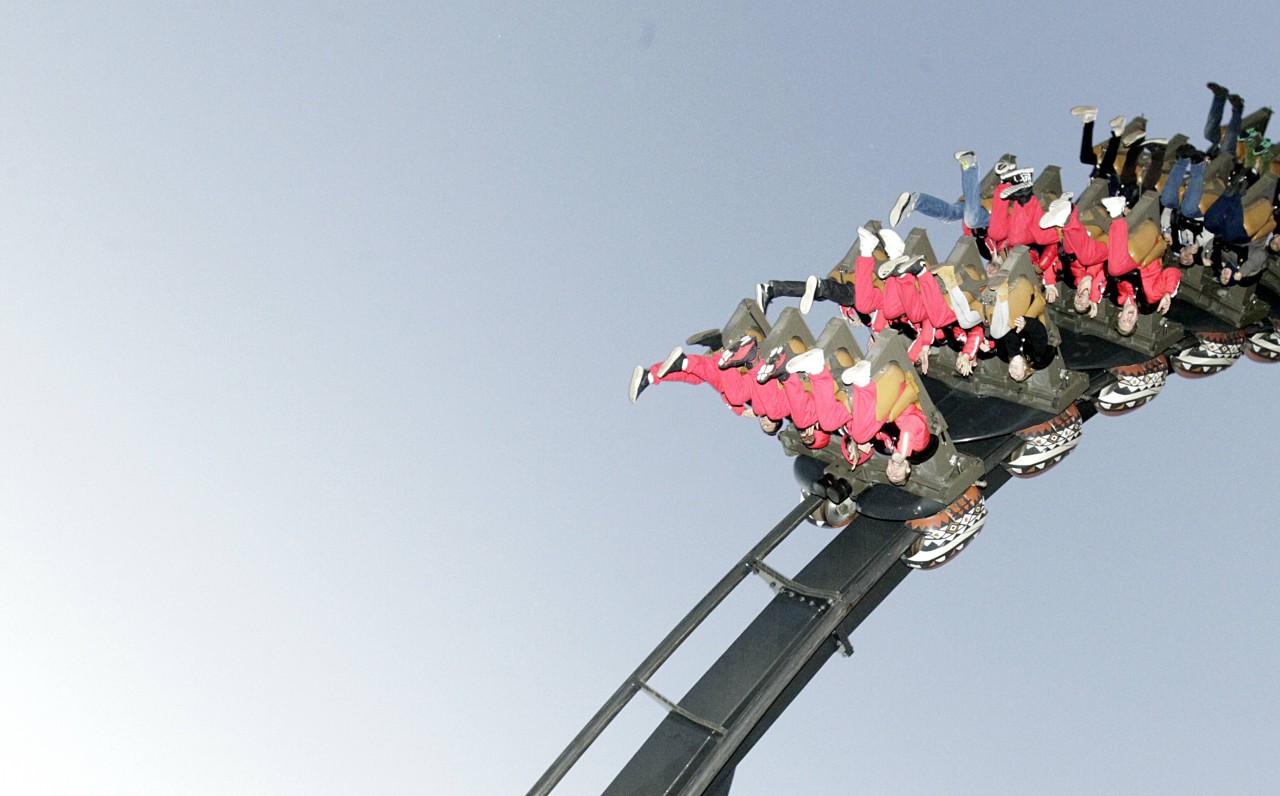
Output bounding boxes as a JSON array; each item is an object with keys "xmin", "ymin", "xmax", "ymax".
[{"xmin": 528, "ymin": 421, "xmax": 1035, "ymax": 796}]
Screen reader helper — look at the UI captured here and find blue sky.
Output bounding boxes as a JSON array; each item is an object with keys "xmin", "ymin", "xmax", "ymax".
[{"xmin": 0, "ymin": 3, "xmax": 1276, "ymax": 794}]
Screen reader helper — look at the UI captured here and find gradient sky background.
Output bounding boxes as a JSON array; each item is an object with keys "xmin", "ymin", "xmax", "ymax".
[{"xmin": 1, "ymin": 3, "xmax": 1277, "ymax": 795}]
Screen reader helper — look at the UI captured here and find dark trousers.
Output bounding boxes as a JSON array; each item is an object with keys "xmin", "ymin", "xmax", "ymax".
[{"xmin": 1080, "ymin": 121, "xmax": 1122, "ymax": 180}]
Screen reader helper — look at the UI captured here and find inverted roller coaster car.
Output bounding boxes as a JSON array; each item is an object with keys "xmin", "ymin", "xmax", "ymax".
[{"xmin": 902, "ymin": 485, "xmax": 988, "ymax": 570}]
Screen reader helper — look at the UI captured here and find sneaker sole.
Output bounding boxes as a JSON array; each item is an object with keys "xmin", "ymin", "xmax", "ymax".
[
  {"xmin": 657, "ymin": 347, "xmax": 684, "ymax": 378},
  {"xmin": 889, "ymin": 193, "xmax": 910, "ymax": 227},
  {"xmin": 800, "ymin": 275, "xmax": 818, "ymax": 315},
  {"xmin": 628, "ymin": 365, "xmax": 645, "ymax": 403}
]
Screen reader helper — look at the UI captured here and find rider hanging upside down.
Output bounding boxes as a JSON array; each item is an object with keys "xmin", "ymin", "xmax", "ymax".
[
  {"xmin": 988, "ymin": 167, "xmax": 1064, "ymax": 299},
  {"xmin": 757, "ymin": 348, "xmax": 929, "ymax": 486},
  {"xmin": 1040, "ymin": 193, "xmax": 1107, "ymax": 317},
  {"xmin": 982, "ymin": 270, "xmax": 1055, "ymax": 382},
  {"xmin": 1101, "ymin": 197, "xmax": 1180, "ymax": 335}
]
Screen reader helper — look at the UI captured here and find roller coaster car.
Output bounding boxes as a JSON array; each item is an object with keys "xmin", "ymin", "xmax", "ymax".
[
  {"xmin": 928, "ymin": 242, "xmax": 1089, "ymax": 416},
  {"xmin": 777, "ymin": 328, "xmax": 984, "ymax": 511},
  {"xmin": 908, "ymin": 240, "xmax": 1089, "ymax": 477},
  {"xmin": 1167, "ymin": 174, "xmax": 1277, "ymax": 376},
  {"xmin": 1049, "ymin": 191, "xmax": 1186, "ymax": 355},
  {"xmin": 1167, "ymin": 173, "xmax": 1275, "ymax": 328}
]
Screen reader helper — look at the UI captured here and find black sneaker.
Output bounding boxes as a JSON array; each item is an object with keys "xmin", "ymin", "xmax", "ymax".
[
  {"xmin": 629, "ymin": 365, "xmax": 650, "ymax": 403},
  {"xmin": 657, "ymin": 347, "xmax": 687, "ymax": 378},
  {"xmin": 685, "ymin": 328, "xmax": 723, "ymax": 350},
  {"xmin": 756, "ymin": 347, "xmax": 788, "ymax": 383},
  {"xmin": 896, "ymin": 255, "xmax": 927, "ymax": 276},
  {"xmin": 718, "ymin": 336, "xmax": 757, "ymax": 370}
]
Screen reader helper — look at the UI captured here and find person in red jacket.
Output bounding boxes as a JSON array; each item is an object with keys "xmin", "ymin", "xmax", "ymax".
[
  {"xmin": 927, "ymin": 263, "xmax": 991, "ymax": 376},
  {"xmin": 1040, "ymin": 193, "xmax": 1106, "ymax": 315},
  {"xmin": 838, "ymin": 360, "xmax": 929, "ymax": 486},
  {"xmin": 762, "ymin": 350, "xmax": 930, "ymax": 486},
  {"xmin": 1100, "ymin": 197, "xmax": 1179, "ymax": 335},
  {"xmin": 757, "ymin": 347, "xmax": 850, "ymax": 450},
  {"xmin": 988, "ymin": 167, "xmax": 1064, "ymax": 290}
]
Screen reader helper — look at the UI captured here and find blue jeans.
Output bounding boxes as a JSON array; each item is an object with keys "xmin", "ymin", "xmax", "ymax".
[
  {"xmin": 1204, "ymin": 93, "xmax": 1242, "ymax": 155},
  {"xmin": 914, "ymin": 192, "xmax": 965, "ymax": 223},
  {"xmin": 1161, "ymin": 158, "xmax": 1206, "ymax": 218},
  {"xmin": 960, "ymin": 162, "xmax": 990, "ymax": 229},
  {"xmin": 913, "ymin": 163, "xmax": 991, "ymax": 228}
]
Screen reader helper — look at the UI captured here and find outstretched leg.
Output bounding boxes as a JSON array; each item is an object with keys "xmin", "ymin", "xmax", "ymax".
[
  {"xmin": 1204, "ymin": 82, "xmax": 1229, "ymax": 146},
  {"xmin": 958, "ymin": 151, "xmax": 991, "ymax": 230}
]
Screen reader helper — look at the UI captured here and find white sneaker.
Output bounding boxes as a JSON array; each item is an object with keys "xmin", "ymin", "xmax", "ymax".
[
  {"xmin": 1122, "ymin": 129, "xmax": 1145, "ymax": 147},
  {"xmin": 889, "ymin": 192, "xmax": 916, "ymax": 227},
  {"xmin": 1102, "ymin": 196, "xmax": 1127, "ymax": 218},
  {"xmin": 841, "ymin": 360, "xmax": 872, "ymax": 386},
  {"xmin": 954, "ymin": 150, "xmax": 977, "ymax": 170},
  {"xmin": 856, "ymin": 226, "xmax": 879, "ymax": 257},
  {"xmin": 1109, "ymin": 115, "xmax": 1125, "ymax": 136},
  {"xmin": 894, "ymin": 254, "xmax": 926, "ymax": 276},
  {"xmin": 628, "ymin": 365, "xmax": 647, "ymax": 403},
  {"xmin": 1000, "ymin": 183, "xmax": 1028, "ymax": 200},
  {"xmin": 800, "ymin": 275, "xmax": 818, "ymax": 314},
  {"xmin": 1040, "ymin": 196, "xmax": 1072, "ymax": 229},
  {"xmin": 1070, "ymin": 105, "xmax": 1097, "ymax": 124},
  {"xmin": 1003, "ymin": 167, "xmax": 1033, "ymax": 183},
  {"xmin": 879, "ymin": 227, "xmax": 906, "ymax": 259},
  {"xmin": 786, "ymin": 347, "xmax": 826, "ymax": 375}
]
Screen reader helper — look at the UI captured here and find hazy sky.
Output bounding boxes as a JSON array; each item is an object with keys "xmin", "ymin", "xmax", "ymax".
[{"xmin": 0, "ymin": 3, "xmax": 1276, "ymax": 795}]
